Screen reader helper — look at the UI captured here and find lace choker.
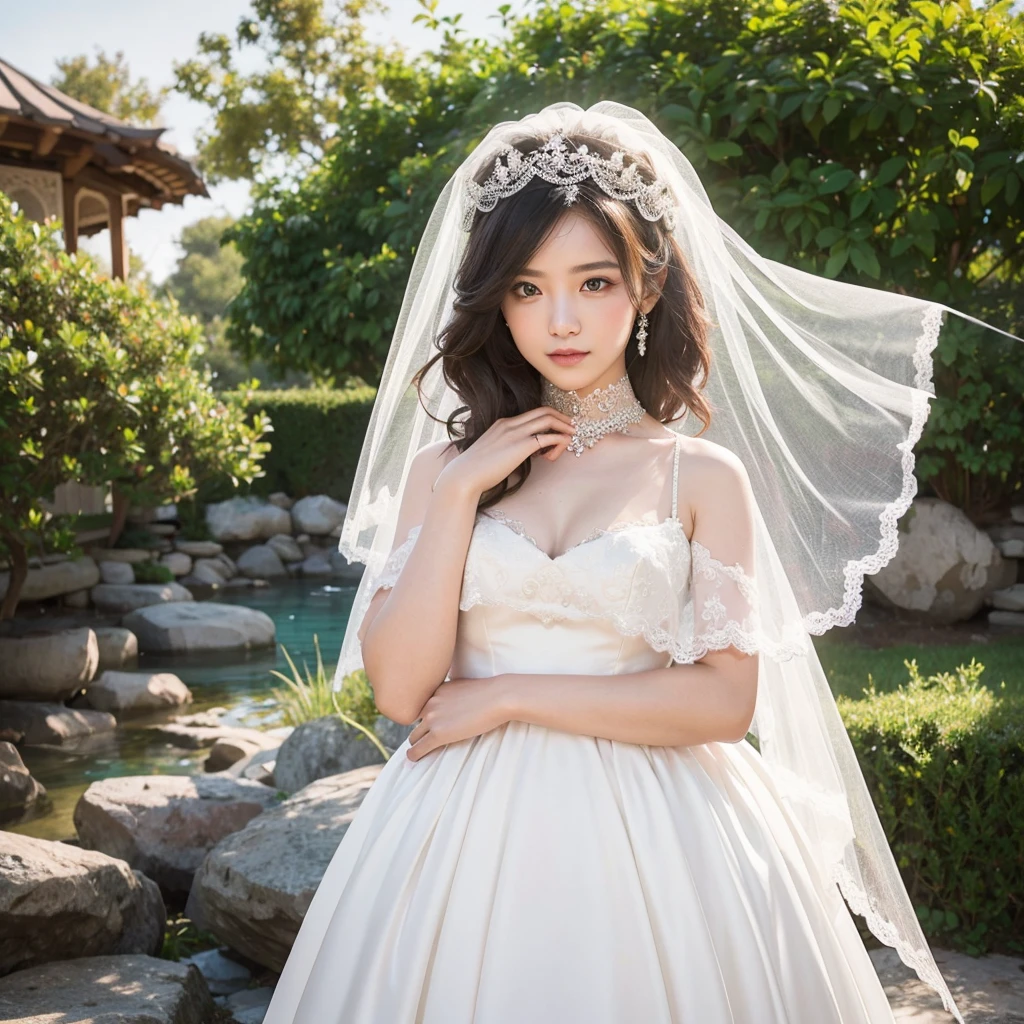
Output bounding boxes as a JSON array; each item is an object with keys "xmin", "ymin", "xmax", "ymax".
[{"xmin": 540, "ymin": 373, "xmax": 646, "ymax": 456}]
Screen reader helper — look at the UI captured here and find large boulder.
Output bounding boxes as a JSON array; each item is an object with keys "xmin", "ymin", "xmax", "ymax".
[
  {"xmin": 205, "ymin": 496, "xmax": 292, "ymax": 543},
  {"xmin": 0, "ymin": 832, "xmax": 165, "ymax": 976},
  {"xmin": 83, "ymin": 670, "xmax": 193, "ymax": 716},
  {"xmin": 0, "ymin": 700, "xmax": 116, "ymax": 746},
  {"xmin": 0, "ymin": 626, "xmax": 99, "ymax": 701},
  {"xmin": 868, "ymin": 497, "xmax": 1013, "ymax": 623},
  {"xmin": 99, "ymin": 559, "xmax": 135, "ymax": 584},
  {"xmin": 0, "ymin": 555, "xmax": 100, "ymax": 602},
  {"xmin": 273, "ymin": 715, "xmax": 386, "ymax": 794},
  {"xmin": 188, "ymin": 767, "xmax": 383, "ymax": 971},
  {"xmin": 90, "ymin": 581, "xmax": 194, "ymax": 614},
  {"xmin": 0, "ymin": 955, "xmax": 213, "ymax": 1023},
  {"xmin": 290, "ymin": 495, "xmax": 347, "ymax": 536},
  {"xmin": 121, "ymin": 601, "xmax": 275, "ymax": 653},
  {"xmin": 0, "ymin": 741, "xmax": 47, "ymax": 824},
  {"xmin": 74, "ymin": 774, "xmax": 282, "ymax": 897},
  {"xmin": 236, "ymin": 544, "xmax": 287, "ymax": 579}
]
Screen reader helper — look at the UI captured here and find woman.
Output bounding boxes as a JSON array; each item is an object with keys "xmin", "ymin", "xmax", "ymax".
[{"xmin": 262, "ymin": 101, "xmax": 985, "ymax": 1022}]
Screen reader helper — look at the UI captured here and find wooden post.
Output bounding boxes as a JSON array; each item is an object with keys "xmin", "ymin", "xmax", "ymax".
[
  {"xmin": 108, "ymin": 191, "xmax": 128, "ymax": 280},
  {"xmin": 61, "ymin": 178, "xmax": 79, "ymax": 255}
]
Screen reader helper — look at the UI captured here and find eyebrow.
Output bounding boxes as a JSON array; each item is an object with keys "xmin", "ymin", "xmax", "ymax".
[{"xmin": 517, "ymin": 260, "xmax": 620, "ymax": 277}]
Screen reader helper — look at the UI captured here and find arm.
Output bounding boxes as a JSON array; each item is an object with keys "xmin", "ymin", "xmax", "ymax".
[
  {"xmin": 496, "ymin": 446, "xmax": 760, "ymax": 747},
  {"xmin": 358, "ymin": 440, "xmax": 481, "ymax": 726}
]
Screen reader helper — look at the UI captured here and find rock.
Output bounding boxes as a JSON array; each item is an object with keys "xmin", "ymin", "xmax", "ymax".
[
  {"xmin": 236, "ymin": 544, "xmax": 287, "ymax": 579},
  {"xmin": 99, "ymin": 560, "xmax": 135, "ymax": 584},
  {"xmin": 0, "ymin": 700, "xmax": 116, "ymax": 746},
  {"xmin": 374, "ymin": 713, "xmax": 415, "ymax": 753},
  {"xmin": 206, "ymin": 496, "xmax": 292, "ymax": 543},
  {"xmin": 266, "ymin": 533, "xmax": 304, "ymax": 563},
  {"xmin": 93, "ymin": 626, "xmax": 138, "ymax": 671},
  {"xmin": 267, "ymin": 492, "xmax": 294, "ymax": 510},
  {"xmin": 216, "ymin": 551, "xmax": 237, "ymax": 575},
  {"xmin": 221, "ymin": 744, "xmax": 281, "ymax": 786},
  {"xmin": 0, "ymin": 954, "xmax": 213, "ymax": 1022},
  {"xmin": 221, "ymin": 985, "xmax": 275, "ymax": 1023},
  {"xmin": 74, "ymin": 774, "xmax": 282, "ymax": 897},
  {"xmin": 87, "ymin": 547, "xmax": 155, "ymax": 564},
  {"xmin": 0, "ymin": 742, "xmax": 46, "ymax": 824},
  {"xmin": 299, "ymin": 550, "xmax": 333, "ymax": 576},
  {"xmin": 63, "ymin": 587, "xmax": 91, "ymax": 608},
  {"xmin": 330, "ymin": 548, "xmax": 364, "ymax": 581},
  {"xmin": 0, "ymin": 627, "xmax": 99, "ymax": 701},
  {"xmin": 990, "ymin": 609, "xmax": 1024, "ymax": 627},
  {"xmin": 84, "ymin": 670, "xmax": 193, "ymax": 716},
  {"xmin": 224, "ymin": 576, "xmax": 259, "ymax": 588},
  {"xmin": 869, "ymin": 498, "xmax": 1012, "ymax": 623},
  {"xmin": 990, "ymin": 583, "xmax": 1024, "ymax": 612},
  {"xmin": 180, "ymin": 947, "xmax": 252, "ymax": 997},
  {"xmin": 0, "ymin": 555, "xmax": 100, "ymax": 603},
  {"xmin": 122, "ymin": 601, "xmax": 275, "ymax": 653},
  {"xmin": 290, "ymin": 495, "xmax": 347, "ymax": 536},
  {"xmin": 149, "ymin": 723, "xmax": 238, "ymax": 749},
  {"xmin": 0, "ymin": 833, "xmax": 165, "ymax": 975},
  {"xmin": 158, "ymin": 551, "xmax": 192, "ymax": 576},
  {"xmin": 205, "ymin": 729, "xmax": 282, "ymax": 772},
  {"xmin": 90, "ymin": 581, "xmax": 194, "ymax": 614},
  {"xmin": 174, "ymin": 539, "xmax": 223, "ymax": 557},
  {"xmin": 188, "ymin": 767, "xmax": 383, "ymax": 970},
  {"xmin": 187, "ymin": 559, "xmax": 230, "ymax": 585},
  {"xmin": 273, "ymin": 715, "xmax": 385, "ymax": 794}
]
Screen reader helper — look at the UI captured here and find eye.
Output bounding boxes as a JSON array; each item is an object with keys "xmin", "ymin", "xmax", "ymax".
[
  {"xmin": 582, "ymin": 277, "xmax": 612, "ymax": 292},
  {"xmin": 511, "ymin": 281, "xmax": 540, "ymax": 298}
]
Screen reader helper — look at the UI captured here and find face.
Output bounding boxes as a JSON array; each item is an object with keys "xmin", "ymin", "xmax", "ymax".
[{"xmin": 500, "ymin": 212, "xmax": 660, "ymax": 398}]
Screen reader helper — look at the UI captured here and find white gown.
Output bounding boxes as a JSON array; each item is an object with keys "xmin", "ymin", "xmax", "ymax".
[{"xmin": 264, "ymin": 437, "xmax": 897, "ymax": 1023}]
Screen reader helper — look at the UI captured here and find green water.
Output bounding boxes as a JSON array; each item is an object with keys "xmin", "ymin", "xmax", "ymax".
[{"xmin": 6, "ymin": 579, "xmax": 357, "ymax": 842}]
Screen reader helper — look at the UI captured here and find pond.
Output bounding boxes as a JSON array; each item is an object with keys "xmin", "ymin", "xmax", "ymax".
[{"xmin": 7, "ymin": 579, "xmax": 358, "ymax": 843}]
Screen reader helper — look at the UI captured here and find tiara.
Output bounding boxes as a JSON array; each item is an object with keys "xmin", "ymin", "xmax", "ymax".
[{"xmin": 462, "ymin": 132, "xmax": 678, "ymax": 232}]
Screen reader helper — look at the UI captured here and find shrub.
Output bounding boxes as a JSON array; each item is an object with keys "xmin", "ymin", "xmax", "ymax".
[
  {"xmin": 839, "ymin": 658, "xmax": 1024, "ymax": 955},
  {"xmin": 133, "ymin": 561, "xmax": 175, "ymax": 584}
]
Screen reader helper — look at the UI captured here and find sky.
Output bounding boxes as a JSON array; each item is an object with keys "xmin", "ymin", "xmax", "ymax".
[{"xmin": 2, "ymin": 0, "xmax": 519, "ymax": 281}]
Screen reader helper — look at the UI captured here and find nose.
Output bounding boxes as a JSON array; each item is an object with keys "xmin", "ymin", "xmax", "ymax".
[{"xmin": 549, "ymin": 293, "xmax": 581, "ymax": 338}]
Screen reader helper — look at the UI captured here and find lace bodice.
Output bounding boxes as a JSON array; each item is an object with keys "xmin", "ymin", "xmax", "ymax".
[{"xmin": 370, "ymin": 437, "xmax": 806, "ymax": 666}]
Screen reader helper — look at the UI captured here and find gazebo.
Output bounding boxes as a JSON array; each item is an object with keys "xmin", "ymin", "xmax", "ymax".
[{"xmin": 0, "ymin": 56, "xmax": 208, "ymax": 280}]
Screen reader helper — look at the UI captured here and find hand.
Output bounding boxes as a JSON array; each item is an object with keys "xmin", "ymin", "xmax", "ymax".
[
  {"xmin": 433, "ymin": 405, "xmax": 577, "ymax": 498},
  {"xmin": 406, "ymin": 675, "xmax": 511, "ymax": 762}
]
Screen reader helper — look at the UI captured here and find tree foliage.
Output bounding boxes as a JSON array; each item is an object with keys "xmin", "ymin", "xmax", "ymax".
[
  {"xmin": 216, "ymin": 0, "xmax": 1023, "ymax": 513},
  {"xmin": 0, "ymin": 192, "xmax": 272, "ymax": 617},
  {"xmin": 51, "ymin": 47, "xmax": 165, "ymax": 124}
]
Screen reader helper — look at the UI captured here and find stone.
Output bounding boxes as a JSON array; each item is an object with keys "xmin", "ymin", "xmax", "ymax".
[
  {"xmin": 87, "ymin": 547, "xmax": 155, "ymax": 564},
  {"xmin": 204, "ymin": 729, "xmax": 282, "ymax": 772},
  {"xmin": 0, "ymin": 833, "xmax": 165, "ymax": 975},
  {"xmin": 158, "ymin": 551, "xmax": 192, "ymax": 576},
  {"xmin": 93, "ymin": 626, "xmax": 138, "ymax": 671},
  {"xmin": 188, "ymin": 767, "xmax": 383, "ymax": 971},
  {"xmin": 90, "ymin": 581, "xmax": 194, "ymax": 614},
  {"xmin": 236, "ymin": 544, "xmax": 288, "ymax": 579},
  {"xmin": 990, "ymin": 583, "xmax": 1024, "ymax": 612},
  {"xmin": 0, "ymin": 700, "xmax": 116, "ymax": 746},
  {"xmin": 74, "ymin": 774, "xmax": 282, "ymax": 897},
  {"xmin": 205, "ymin": 496, "xmax": 292, "ymax": 543},
  {"xmin": 331, "ymin": 548, "xmax": 364, "ymax": 581},
  {"xmin": 63, "ymin": 587, "xmax": 90, "ymax": 608},
  {"xmin": 299, "ymin": 550, "xmax": 333, "ymax": 576},
  {"xmin": 990, "ymin": 609, "xmax": 1024, "ymax": 627},
  {"xmin": 187, "ymin": 559, "xmax": 230, "ymax": 585},
  {"xmin": 179, "ymin": 947, "xmax": 252, "ymax": 996},
  {"xmin": 174, "ymin": 539, "xmax": 224, "ymax": 557},
  {"xmin": 0, "ymin": 627, "xmax": 99, "ymax": 701},
  {"xmin": 267, "ymin": 492, "xmax": 294, "ymax": 510},
  {"xmin": 869, "ymin": 498, "xmax": 1012, "ymax": 623},
  {"xmin": 266, "ymin": 533, "xmax": 304, "ymax": 563},
  {"xmin": 99, "ymin": 560, "xmax": 135, "ymax": 584},
  {"xmin": 221, "ymin": 985, "xmax": 275, "ymax": 1023},
  {"xmin": 374, "ymin": 713, "xmax": 415, "ymax": 753},
  {"xmin": 122, "ymin": 602, "xmax": 276, "ymax": 653},
  {"xmin": 273, "ymin": 715, "xmax": 386, "ymax": 793},
  {"xmin": 84, "ymin": 670, "xmax": 193, "ymax": 716},
  {"xmin": 0, "ymin": 741, "xmax": 46, "ymax": 824},
  {"xmin": 290, "ymin": 495, "xmax": 347, "ymax": 536},
  {"xmin": 0, "ymin": 954, "xmax": 213, "ymax": 1023},
  {"xmin": 0, "ymin": 555, "xmax": 100, "ymax": 602}
]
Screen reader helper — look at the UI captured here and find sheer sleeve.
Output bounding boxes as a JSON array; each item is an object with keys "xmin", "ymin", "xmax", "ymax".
[{"xmin": 371, "ymin": 524, "xmax": 423, "ymax": 594}]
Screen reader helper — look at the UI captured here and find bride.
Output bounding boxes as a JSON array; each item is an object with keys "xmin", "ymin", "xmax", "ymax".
[{"xmin": 261, "ymin": 101, "xmax": 978, "ymax": 1022}]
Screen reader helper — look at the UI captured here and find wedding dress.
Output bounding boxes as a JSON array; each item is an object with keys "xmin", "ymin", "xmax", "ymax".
[{"xmin": 263, "ymin": 434, "xmax": 897, "ymax": 1023}]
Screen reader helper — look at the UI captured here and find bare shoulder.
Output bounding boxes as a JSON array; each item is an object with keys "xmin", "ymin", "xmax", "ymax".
[
  {"xmin": 674, "ymin": 436, "xmax": 753, "ymax": 536},
  {"xmin": 409, "ymin": 438, "xmax": 461, "ymax": 482}
]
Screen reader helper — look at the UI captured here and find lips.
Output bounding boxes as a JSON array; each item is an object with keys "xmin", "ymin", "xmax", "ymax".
[{"xmin": 549, "ymin": 349, "xmax": 588, "ymax": 356}]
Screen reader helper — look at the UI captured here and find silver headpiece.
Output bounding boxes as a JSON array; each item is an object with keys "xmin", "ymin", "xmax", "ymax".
[{"xmin": 461, "ymin": 131, "xmax": 678, "ymax": 232}]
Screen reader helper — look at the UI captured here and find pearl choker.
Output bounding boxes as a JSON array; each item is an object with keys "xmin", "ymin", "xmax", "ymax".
[{"xmin": 541, "ymin": 373, "xmax": 646, "ymax": 456}]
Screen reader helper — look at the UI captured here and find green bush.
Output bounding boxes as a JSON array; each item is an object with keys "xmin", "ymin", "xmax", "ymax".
[
  {"xmin": 199, "ymin": 386, "xmax": 375, "ymax": 503},
  {"xmin": 133, "ymin": 561, "xmax": 175, "ymax": 584},
  {"xmin": 839, "ymin": 659, "xmax": 1024, "ymax": 955}
]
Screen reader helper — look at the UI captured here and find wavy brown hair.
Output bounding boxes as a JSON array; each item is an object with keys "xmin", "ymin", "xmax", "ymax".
[{"xmin": 411, "ymin": 126, "xmax": 713, "ymax": 509}]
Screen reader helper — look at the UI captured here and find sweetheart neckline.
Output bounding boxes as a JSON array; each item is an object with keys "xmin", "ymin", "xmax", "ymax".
[{"xmin": 475, "ymin": 509, "xmax": 691, "ymax": 563}]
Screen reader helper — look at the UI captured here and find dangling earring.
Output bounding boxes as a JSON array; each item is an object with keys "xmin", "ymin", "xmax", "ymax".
[{"xmin": 635, "ymin": 310, "xmax": 649, "ymax": 357}]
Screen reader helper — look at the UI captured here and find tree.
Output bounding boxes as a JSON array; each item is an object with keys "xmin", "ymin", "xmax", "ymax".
[
  {"xmin": 161, "ymin": 215, "xmax": 245, "ymax": 322},
  {"xmin": 0, "ymin": 193, "xmax": 272, "ymax": 618},
  {"xmin": 52, "ymin": 47, "xmax": 165, "ymax": 124}
]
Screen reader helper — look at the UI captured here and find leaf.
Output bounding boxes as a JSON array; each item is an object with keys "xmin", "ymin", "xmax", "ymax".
[{"xmin": 705, "ymin": 140, "xmax": 744, "ymax": 161}]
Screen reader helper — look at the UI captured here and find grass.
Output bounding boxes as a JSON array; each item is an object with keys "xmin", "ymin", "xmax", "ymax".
[{"xmin": 814, "ymin": 631, "xmax": 1024, "ymax": 700}]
